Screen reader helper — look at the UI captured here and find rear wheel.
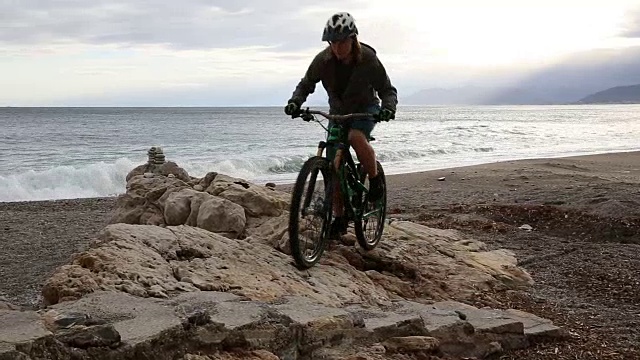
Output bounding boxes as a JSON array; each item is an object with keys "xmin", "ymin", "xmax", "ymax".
[
  {"xmin": 354, "ymin": 161, "xmax": 387, "ymax": 250},
  {"xmin": 288, "ymin": 156, "xmax": 333, "ymax": 269}
]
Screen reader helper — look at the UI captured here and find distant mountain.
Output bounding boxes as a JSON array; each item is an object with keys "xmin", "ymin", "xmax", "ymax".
[
  {"xmin": 404, "ymin": 45, "xmax": 640, "ymax": 106},
  {"xmin": 577, "ymin": 84, "xmax": 640, "ymax": 104}
]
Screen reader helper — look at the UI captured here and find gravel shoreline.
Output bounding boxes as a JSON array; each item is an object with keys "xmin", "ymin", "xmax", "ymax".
[{"xmin": 0, "ymin": 197, "xmax": 117, "ymax": 307}]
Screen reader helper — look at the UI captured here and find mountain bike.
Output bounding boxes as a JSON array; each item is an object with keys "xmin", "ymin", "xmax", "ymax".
[{"xmin": 288, "ymin": 108, "xmax": 388, "ymax": 269}]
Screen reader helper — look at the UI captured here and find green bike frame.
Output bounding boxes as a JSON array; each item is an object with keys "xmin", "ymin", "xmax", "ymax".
[{"xmin": 318, "ymin": 124, "xmax": 369, "ymax": 221}]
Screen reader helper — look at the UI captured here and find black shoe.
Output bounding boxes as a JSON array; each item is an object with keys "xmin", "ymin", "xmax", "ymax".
[
  {"xmin": 329, "ymin": 216, "xmax": 348, "ymax": 239},
  {"xmin": 368, "ymin": 175, "xmax": 384, "ymax": 202}
]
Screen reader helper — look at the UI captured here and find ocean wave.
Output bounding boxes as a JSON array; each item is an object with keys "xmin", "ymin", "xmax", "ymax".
[
  {"xmin": 376, "ymin": 148, "xmax": 448, "ymax": 162},
  {"xmin": 0, "ymin": 144, "xmax": 501, "ymax": 202},
  {"xmin": 0, "ymin": 155, "xmax": 316, "ymax": 202},
  {"xmin": 266, "ymin": 156, "xmax": 309, "ymax": 174},
  {"xmin": 473, "ymin": 147, "xmax": 495, "ymax": 152},
  {"xmin": 0, "ymin": 158, "xmax": 136, "ymax": 202},
  {"xmin": 178, "ymin": 154, "xmax": 313, "ymax": 178}
]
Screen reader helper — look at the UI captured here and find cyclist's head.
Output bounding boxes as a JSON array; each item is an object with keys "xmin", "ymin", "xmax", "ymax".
[
  {"xmin": 322, "ymin": 12, "xmax": 358, "ymax": 43},
  {"xmin": 323, "ymin": 12, "xmax": 360, "ymax": 62}
]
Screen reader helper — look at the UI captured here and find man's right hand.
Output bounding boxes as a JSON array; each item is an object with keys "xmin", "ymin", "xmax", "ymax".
[
  {"xmin": 377, "ymin": 108, "xmax": 395, "ymax": 122},
  {"xmin": 284, "ymin": 101, "xmax": 301, "ymax": 118}
]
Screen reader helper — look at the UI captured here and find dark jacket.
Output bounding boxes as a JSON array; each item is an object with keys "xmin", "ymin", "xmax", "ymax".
[{"xmin": 288, "ymin": 42, "xmax": 398, "ymax": 115}]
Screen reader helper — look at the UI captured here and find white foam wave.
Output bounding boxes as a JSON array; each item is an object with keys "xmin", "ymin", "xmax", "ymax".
[
  {"xmin": 0, "ymin": 158, "xmax": 139, "ymax": 202},
  {"xmin": 181, "ymin": 159, "xmax": 261, "ymax": 181},
  {"xmin": 4, "ymin": 144, "xmax": 635, "ymax": 203},
  {"xmin": 177, "ymin": 155, "xmax": 310, "ymax": 183},
  {"xmin": 0, "ymin": 155, "xmax": 309, "ymax": 202}
]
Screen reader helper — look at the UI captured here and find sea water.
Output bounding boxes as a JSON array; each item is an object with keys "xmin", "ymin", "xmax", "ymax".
[{"xmin": 2, "ymin": 105, "xmax": 639, "ymax": 202}]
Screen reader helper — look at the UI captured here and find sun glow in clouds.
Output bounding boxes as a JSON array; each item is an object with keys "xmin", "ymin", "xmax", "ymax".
[{"xmin": 360, "ymin": 1, "xmax": 635, "ymax": 66}]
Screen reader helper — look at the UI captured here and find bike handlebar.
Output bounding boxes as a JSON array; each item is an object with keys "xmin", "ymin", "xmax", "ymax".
[{"xmin": 299, "ymin": 108, "xmax": 377, "ymax": 122}]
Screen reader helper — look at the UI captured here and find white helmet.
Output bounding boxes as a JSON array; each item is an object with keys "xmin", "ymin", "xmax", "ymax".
[{"xmin": 322, "ymin": 12, "xmax": 358, "ymax": 42}]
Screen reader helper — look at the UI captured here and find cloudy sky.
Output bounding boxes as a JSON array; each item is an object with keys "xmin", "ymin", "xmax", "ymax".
[{"xmin": 1, "ymin": 0, "xmax": 640, "ymax": 106}]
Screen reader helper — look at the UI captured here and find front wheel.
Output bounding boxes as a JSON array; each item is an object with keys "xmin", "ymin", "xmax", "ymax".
[
  {"xmin": 288, "ymin": 156, "xmax": 333, "ymax": 269},
  {"xmin": 354, "ymin": 161, "xmax": 387, "ymax": 250}
]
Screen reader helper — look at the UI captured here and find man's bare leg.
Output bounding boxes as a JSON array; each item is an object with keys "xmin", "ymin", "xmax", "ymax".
[
  {"xmin": 348, "ymin": 129, "xmax": 378, "ymax": 179},
  {"xmin": 332, "ymin": 179, "xmax": 343, "ymax": 217}
]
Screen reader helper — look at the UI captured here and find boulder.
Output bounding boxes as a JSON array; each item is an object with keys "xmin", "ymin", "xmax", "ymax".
[
  {"xmin": 110, "ymin": 173, "xmax": 190, "ymax": 225},
  {"xmin": 42, "ymin": 220, "xmax": 532, "ymax": 308},
  {"xmin": 205, "ymin": 175, "xmax": 289, "ymax": 217},
  {"xmin": 110, "ymin": 163, "xmax": 291, "ymax": 241},
  {"xmin": 196, "ymin": 196, "xmax": 246, "ymax": 238}
]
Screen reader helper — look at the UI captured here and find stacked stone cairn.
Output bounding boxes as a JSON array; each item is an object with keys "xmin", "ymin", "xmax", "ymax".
[{"xmin": 148, "ymin": 146, "xmax": 166, "ymax": 168}]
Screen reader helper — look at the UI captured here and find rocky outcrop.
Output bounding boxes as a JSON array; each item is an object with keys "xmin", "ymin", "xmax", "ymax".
[
  {"xmin": 1, "ymin": 291, "xmax": 567, "ymax": 360},
  {"xmin": 126, "ymin": 146, "xmax": 191, "ymax": 183},
  {"xmin": 41, "ymin": 222, "xmax": 532, "ymax": 307},
  {"xmin": 110, "ymin": 164, "xmax": 290, "ymax": 244},
  {"xmin": 0, "ymin": 152, "xmax": 568, "ymax": 359}
]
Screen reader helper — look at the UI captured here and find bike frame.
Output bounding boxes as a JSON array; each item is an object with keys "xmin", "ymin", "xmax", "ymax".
[{"xmin": 302, "ymin": 109, "xmax": 374, "ymax": 222}]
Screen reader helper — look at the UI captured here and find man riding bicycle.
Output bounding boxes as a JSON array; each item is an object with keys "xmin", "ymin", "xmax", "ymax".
[{"xmin": 284, "ymin": 11, "xmax": 398, "ymax": 238}]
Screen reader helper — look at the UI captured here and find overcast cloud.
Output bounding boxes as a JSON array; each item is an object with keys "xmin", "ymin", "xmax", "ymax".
[
  {"xmin": 621, "ymin": 7, "xmax": 640, "ymax": 38},
  {"xmin": 0, "ymin": 0, "xmax": 366, "ymax": 50}
]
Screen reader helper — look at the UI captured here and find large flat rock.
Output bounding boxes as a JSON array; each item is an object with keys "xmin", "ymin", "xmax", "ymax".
[
  {"xmin": 0, "ymin": 310, "xmax": 51, "ymax": 344},
  {"xmin": 0, "ymin": 309, "xmax": 51, "ymax": 359},
  {"xmin": 0, "ymin": 290, "xmax": 567, "ymax": 360}
]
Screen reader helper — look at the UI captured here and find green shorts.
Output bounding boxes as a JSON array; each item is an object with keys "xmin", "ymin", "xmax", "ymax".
[
  {"xmin": 326, "ymin": 105, "xmax": 379, "ymax": 160},
  {"xmin": 328, "ymin": 104, "xmax": 380, "ymax": 140},
  {"xmin": 328, "ymin": 118, "xmax": 376, "ymax": 140},
  {"xmin": 325, "ymin": 119, "xmax": 375, "ymax": 161}
]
